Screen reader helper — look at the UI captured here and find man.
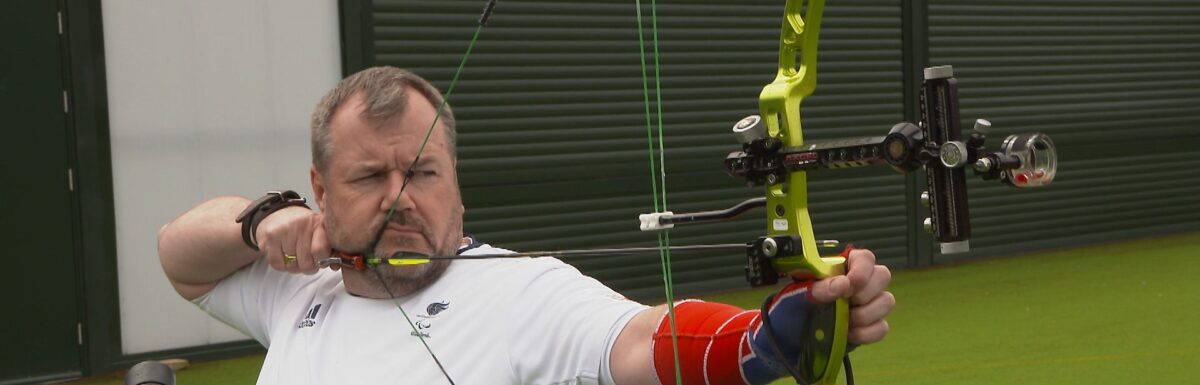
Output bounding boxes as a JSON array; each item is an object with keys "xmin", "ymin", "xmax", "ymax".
[{"xmin": 158, "ymin": 66, "xmax": 895, "ymax": 385}]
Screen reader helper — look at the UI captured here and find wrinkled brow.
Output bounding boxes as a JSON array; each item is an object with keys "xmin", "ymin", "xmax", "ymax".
[{"xmin": 348, "ymin": 155, "xmax": 443, "ymax": 175}]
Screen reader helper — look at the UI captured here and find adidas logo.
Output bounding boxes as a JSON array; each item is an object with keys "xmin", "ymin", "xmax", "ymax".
[{"xmin": 297, "ymin": 304, "xmax": 322, "ymax": 329}]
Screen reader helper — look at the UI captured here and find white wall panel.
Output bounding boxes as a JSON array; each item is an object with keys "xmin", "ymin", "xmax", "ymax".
[{"xmin": 101, "ymin": 0, "xmax": 340, "ymax": 354}]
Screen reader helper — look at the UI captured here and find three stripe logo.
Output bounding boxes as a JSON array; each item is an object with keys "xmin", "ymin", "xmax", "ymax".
[{"xmin": 297, "ymin": 304, "xmax": 322, "ymax": 329}]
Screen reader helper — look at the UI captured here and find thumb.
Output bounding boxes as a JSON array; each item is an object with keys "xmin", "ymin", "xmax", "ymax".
[{"xmin": 809, "ymin": 275, "xmax": 852, "ymax": 305}]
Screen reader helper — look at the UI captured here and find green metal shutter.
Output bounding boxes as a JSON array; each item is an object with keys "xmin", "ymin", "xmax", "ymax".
[
  {"xmin": 928, "ymin": 1, "xmax": 1200, "ymax": 261},
  {"xmin": 362, "ymin": 0, "xmax": 905, "ymax": 298}
]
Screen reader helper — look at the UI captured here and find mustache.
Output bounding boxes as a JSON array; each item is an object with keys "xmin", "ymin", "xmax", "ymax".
[
  {"xmin": 383, "ymin": 211, "xmax": 427, "ymax": 231},
  {"xmin": 367, "ymin": 212, "xmax": 432, "ymax": 251}
]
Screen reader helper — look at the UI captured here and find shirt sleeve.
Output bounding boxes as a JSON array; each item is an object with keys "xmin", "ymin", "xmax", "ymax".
[
  {"xmin": 504, "ymin": 258, "xmax": 649, "ymax": 385},
  {"xmin": 191, "ymin": 257, "xmax": 327, "ymax": 346}
]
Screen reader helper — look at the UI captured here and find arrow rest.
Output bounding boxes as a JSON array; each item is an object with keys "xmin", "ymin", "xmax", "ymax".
[{"xmin": 744, "ymin": 236, "xmax": 795, "ymax": 287}]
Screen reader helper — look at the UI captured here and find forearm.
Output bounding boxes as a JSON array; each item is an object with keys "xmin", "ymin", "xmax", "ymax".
[
  {"xmin": 611, "ymin": 302, "xmax": 762, "ymax": 385},
  {"xmin": 610, "ymin": 297, "xmax": 801, "ymax": 385},
  {"xmin": 157, "ymin": 196, "xmax": 261, "ymax": 299}
]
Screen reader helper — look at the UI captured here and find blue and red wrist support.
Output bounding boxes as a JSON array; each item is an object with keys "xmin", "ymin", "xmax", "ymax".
[{"xmin": 650, "ymin": 280, "xmax": 817, "ymax": 385}]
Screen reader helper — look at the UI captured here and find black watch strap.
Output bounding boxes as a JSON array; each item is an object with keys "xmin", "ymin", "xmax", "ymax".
[{"xmin": 235, "ymin": 190, "xmax": 310, "ymax": 251}]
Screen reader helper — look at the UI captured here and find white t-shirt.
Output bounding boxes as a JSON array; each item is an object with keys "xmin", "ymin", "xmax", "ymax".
[{"xmin": 194, "ymin": 242, "xmax": 648, "ymax": 385}]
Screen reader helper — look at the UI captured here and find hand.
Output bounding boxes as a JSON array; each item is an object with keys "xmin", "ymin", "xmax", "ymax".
[
  {"xmin": 809, "ymin": 248, "xmax": 894, "ymax": 344},
  {"xmin": 254, "ymin": 206, "xmax": 330, "ymax": 274}
]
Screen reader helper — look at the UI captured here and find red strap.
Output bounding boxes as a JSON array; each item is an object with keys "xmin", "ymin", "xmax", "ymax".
[{"xmin": 652, "ymin": 300, "xmax": 759, "ymax": 385}]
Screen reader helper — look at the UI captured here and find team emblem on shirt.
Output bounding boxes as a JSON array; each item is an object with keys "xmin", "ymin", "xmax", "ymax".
[
  {"xmin": 412, "ymin": 301, "xmax": 450, "ymax": 338},
  {"xmin": 426, "ymin": 301, "xmax": 450, "ymax": 316}
]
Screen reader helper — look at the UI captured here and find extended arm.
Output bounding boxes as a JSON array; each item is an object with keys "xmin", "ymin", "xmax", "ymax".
[{"xmin": 608, "ymin": 249, "xmax": 893, "ymax": 385}]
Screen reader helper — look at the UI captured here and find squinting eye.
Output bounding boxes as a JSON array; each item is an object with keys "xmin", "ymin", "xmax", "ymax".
[
  {"xmin": 409, "ymin": 170, "xmax": 437, "ymax": 178},
  {"xmin": 400, "ymin": 169, "xmax": 439, "ymax": 182}
]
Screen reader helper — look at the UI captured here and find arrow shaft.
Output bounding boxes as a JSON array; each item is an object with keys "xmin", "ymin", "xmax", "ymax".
[{"xmin": 423, "ymin": 243, "xmax": 747, "ymax": 260}]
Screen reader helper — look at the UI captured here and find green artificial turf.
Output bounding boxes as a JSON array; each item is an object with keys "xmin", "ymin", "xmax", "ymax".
[
  {"xmin": 705, "ymin": 232, "xmax": 1200, "ymax": 385},
  {"xmin": 62, "ymin": 355, "xmax": 265, "ymax": 385},
  {"xmin": 65, "ymin": 233, "xmax": 1198, "ymax": 385}
]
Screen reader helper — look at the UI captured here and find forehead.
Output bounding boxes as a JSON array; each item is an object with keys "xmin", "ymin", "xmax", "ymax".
[{"xmin": 327, "ymin": 89, "xmax": 451, "ymax": 155}]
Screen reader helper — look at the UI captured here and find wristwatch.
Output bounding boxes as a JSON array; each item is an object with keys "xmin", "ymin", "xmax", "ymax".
[{"xmin": 235, "ymin": 190, "xmax": 310, "ymax": 251}]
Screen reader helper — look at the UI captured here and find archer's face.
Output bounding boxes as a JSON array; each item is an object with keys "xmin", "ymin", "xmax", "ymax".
[{"xmin": 312, "ymin": 90, "xmax": 464, "ymax": 266}]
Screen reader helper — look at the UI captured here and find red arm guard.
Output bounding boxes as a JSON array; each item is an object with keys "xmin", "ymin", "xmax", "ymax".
[{"xmin": 651, "ymin": 300, "xmax": 759, "ymax": 385}]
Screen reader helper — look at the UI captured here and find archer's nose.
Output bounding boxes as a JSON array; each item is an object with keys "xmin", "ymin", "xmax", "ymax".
[{"xmin": 380, "ymin": 170, "xmax": 416, "ymax": 212}]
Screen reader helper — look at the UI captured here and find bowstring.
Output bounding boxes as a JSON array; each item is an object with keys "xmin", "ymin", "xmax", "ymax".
[
  {"xmin": 373, "ymin": 267, "xmax": 457, "ymax": 385},
  {"xmin": 367, "ymin": 3, "xmax": 496, "ymax": 384},
  {"xmin": 635, "ymin": 1, "xmax": 682, "ymax": 384}
]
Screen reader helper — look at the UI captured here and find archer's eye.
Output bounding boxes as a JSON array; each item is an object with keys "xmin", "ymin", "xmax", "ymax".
[
  {"xmin": 404, "ymin": 170, "xmax": 440, "ymax": 185},
  {"xmin": 354, "ymin": 172, "xmax": 382, "ymax": 183}
]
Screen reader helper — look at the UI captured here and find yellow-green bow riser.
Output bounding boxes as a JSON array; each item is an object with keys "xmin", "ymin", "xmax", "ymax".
[{"xmin": 759, "ymin": 0, "xmax": 850, "ymax": 383}]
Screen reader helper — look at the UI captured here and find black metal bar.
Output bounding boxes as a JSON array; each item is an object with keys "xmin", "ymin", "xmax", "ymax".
[
  {"xmin": 778, "ymin": 136, "xmax": 890, "ymax": 172},
  {"xmin": 658, "ymin": 197, "xmax": 767, "ymax": 226},
  {"xmin": 920, "ymin": 67, "xmax": 972, "ymax": 253}
]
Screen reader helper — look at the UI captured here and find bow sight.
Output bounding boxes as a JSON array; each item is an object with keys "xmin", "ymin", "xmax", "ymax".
[
  {"xmin": 724, "ymin": 65, "xmax": 1057, "ymax": 256},
  {"xmin": 640, "ymin": 65, "xmax": 1058, "ymax": 269}
]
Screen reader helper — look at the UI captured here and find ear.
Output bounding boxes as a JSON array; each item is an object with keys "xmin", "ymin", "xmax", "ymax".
[
  {"xmin": 311, "ymin": 166, "xmax": 326, "ymax": 212},
  {"xmin": 453, "ymin": 171, "xmax": 465, "ymax": 214}
]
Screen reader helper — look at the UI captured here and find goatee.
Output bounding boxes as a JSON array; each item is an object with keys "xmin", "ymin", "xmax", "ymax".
[{"xmin": 364, "ymin": 258, "xmax": 451, "ymax": 297}]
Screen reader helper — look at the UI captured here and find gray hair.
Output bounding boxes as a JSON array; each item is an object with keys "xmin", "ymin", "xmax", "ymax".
[{"xmin": 311, "ymin": 66, "xmax": 456, "ymax": 172}]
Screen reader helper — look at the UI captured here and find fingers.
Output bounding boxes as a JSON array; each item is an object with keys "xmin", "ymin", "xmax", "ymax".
[
  {"xmin": 809, "ymin": 275, "xmax": 851, "ymax": 305},
  {"xmin": 850, "ymin": 290, "xmax": 895, "ymax": 327},
  {"xmin": 809, "ymin": 248, "xmax": 895, "ymax": 345},
  {"xmin": 851, "ymin": 265, "xmax": 891, "ymax": 305},
  {"xmin": 256, "ymin": 206, "xmax": 321, "ymax": 273},
  {"xmin": 844, "ymin": 248, "xmax": 877, "ymax": 291},
  {"xmin": 262, "ymin": 238, "xmax": 285, "ymax": 272},
  {"xmin": 311, "ymin": 214, "xmax": 331, "ymax": 271},
  {"xmin": 810, "ymin": 249, "xmax": 881, "ymax": 304},
  {"xmin": 311, "ymin": 223, "xmax": 337, "ymax": 271},
  {"xmin": 848, "ymin": 319, "xmax": 889, "ymax": 345},
  {"xmin": 844, "ymin": 250, "xmax": 894, "ymax": 345},
  {"xmin": 294, "ymin": 216, "xmax": 317, "ymax": 275}
]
